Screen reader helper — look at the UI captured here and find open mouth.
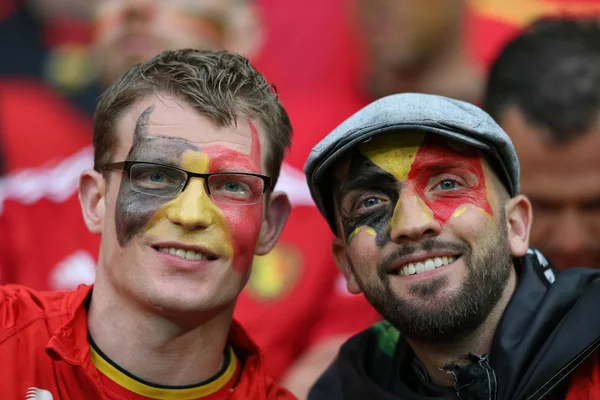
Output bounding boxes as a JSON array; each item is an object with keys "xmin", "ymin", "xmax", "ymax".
[
  {"xmin": 395, "ymin": 255, "xmax": 459, "ymax": 276},
  {"xmin": 153, "ymin": 246, "xmax": 218, "ymax": 261}
]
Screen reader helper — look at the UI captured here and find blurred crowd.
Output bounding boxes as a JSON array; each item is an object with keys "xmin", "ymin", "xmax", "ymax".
[{"xmin": 1, "ymin": 0, "xmax": 600, "ymax": 398}]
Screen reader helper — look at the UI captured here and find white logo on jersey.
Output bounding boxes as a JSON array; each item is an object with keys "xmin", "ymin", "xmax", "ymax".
[
  {"xmin": 25, "ymin": 387, "xmax": 54, "ymax": 400},
  {"xmin": 49, "ymin": 250, "xmax": 97, "ymax": 290}
]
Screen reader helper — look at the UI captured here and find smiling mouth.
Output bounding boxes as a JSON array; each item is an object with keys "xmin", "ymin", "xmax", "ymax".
[
  {"xmin": 396, "ymin": 256, "xmax": 458, "ymax": 276},
  {"xmin": 154, "ymin": 246, "xmax": 218, "ymax": 261}
]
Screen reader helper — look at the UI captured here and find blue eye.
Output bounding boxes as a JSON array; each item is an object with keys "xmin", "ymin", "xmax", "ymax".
[
  {"xmin": 224, "ymin": 182, "xmax": 241, "ymax": 192},
  {"xmin": 362, "ymin": 197, "xmax": 381, "ymax": 208},
  {"xmin": 150, "ymin": 173, "xmax": 166, "ymax": 182},
  {"xmin": 439, "ymin": 180, "xmax": 457, "ymax": 190}
]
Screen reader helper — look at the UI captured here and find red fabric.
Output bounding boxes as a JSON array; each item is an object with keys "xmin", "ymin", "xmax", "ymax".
[
  {"xmin": 0, "ymin": 284, "xmax": 294, "ymax": 399},
  {"xmin": 0, "ymin": 79, "xmax": 92, "ymax": 173},
  {"xmin": 565, "ymin": 349, "xmax": 600, "ymax": 400}
]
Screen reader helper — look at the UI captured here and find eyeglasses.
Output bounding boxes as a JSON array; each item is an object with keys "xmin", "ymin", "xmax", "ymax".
[{"xmin": 104, "ymin": 161, "xmax": 272, "ymax": 206}]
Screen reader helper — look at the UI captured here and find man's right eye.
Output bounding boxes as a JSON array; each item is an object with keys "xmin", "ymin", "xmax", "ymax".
[
  {"xmin": 362, "ymin": 197, "xmax": 381, "ymax": 208},
  {"xmin": 134, "ymin": 169, "xmax": 175, "ymax": 189},
  {"xmin": 149, "ymin": 172, "xmax": 166, "ymax": 182}
]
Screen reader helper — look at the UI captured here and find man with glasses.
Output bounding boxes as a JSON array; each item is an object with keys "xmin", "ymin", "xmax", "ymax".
[{"xmin": 0, "ymin": 49, "xmax": 296, "ymax": 399}]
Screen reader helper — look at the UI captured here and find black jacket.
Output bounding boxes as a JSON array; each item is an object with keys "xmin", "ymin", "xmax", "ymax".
[{"xmin": 309, "ymin": 248, "xmax": 600, "ymax": 400}]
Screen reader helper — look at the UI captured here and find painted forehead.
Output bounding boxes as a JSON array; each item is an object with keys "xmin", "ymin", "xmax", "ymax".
[
  {"xmin": 122, "ymin": 103, "xmax": 262, "ymax": 174},
  {"xmin": 357, "ymin": 131, "xmax": 481, "ymax": 179}
]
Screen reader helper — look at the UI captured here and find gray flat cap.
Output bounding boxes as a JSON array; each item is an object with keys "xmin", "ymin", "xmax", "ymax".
[{"xmin": 304, "ymin": 93, "xmax": 520, "ymax": 234}]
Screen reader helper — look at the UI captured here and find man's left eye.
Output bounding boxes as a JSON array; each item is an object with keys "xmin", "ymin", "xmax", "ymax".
[
  {"xmin": 225, "ymin": 182, "xmax": 241, "ymax": 192},
  {"xmin": 438, "ymin": 180, "xmax": 457, "ymax": 190}
]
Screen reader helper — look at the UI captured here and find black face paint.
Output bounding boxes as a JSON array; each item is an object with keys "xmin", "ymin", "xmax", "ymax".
[
  {"xmin": 114, "ymin": 105, "xmax": 200, "ymax": 246},
  {"xmin": 337, "ymin": 152, "xmax": 400, "ymax": 248}
]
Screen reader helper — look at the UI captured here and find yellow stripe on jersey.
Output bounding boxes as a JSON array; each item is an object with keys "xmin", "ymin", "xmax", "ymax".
[{"xmin": 90, "ymin": 345, "xmax": 238, "ymax": 400}]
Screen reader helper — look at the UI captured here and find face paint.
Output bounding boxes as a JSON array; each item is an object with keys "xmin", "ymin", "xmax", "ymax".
[
  {"xmin": 338, "ymin": 132, "xmax": 492, "ymax": 247},
  {"xmin": 143, "ymin": 150, "xmax": 234, "ymax": 262},
  {"xmin": 115, "ymin": 105, "xmax": 202, "ymax": 245},
  {"xmin": 340, "ymin": 152, "xmax": 399, "ymax": 246},
  {"xmin": 406, "ymin": 135, "xmax": 493, "ymax": 224},
  {"xmin": 204, "ymin": 121, "xmax": 264, "ymax": 273},
  {"xmin": 115, "ymin": 113, "xmax": 264, "ymax": 274},
  {"xmin": 348, "ymin": 226, "xmax": 377, "ymax": 242}
]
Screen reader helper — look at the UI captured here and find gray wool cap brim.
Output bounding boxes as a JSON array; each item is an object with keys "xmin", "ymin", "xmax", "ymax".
[{"xmin": 304, "ymin": 93, "xmax": 520, "ymax": 234}]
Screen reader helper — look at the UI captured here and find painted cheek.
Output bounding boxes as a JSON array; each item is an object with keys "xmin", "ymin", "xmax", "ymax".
[
  {"xmin": 348, "ymin": 226, "xmax": 377, "ymax": 242},
  {"xmin": 221, "ymin": 203, "xmax": 264, "ymax": 274},
  {"xmin": 407, "ymin": 141, "xmax": 493, "ymax": 225}
]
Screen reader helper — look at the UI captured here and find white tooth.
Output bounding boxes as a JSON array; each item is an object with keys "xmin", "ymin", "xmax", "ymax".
[
  {"xmin": 400, "ymin": 267, "xmax": 407, "ymax": 276},
  {"xmin": 442, "ymin": 256, "xmax": 449, "ymax": 265},
  {"xmin": 415, "ymin": 262, "xmax": 425, "ymax": 274},
  {"xmin": 175, "ymin": 249, "xmax": 186, "ymax": 258},
  {"xmin": 185, "ymin": 250, "xmax": 196, "ymax": 260},
  {"xmin": 169, "ymin": 248, "xmax": 177, "ymax": 255},
  {"xmin": 195, "ymin": 253, "xmax": 203, "ymax": 260},
  {"xmin": 448, "ymin": 256, "xmax": 455, "ymax": 263},
  {"xmin": 424, "ymin": 259, "xmax": 435, "ymax": 271},
  {"xmin": 159, "ymin": 247, "xmax": 168, "ymax": 254},
  {"xmin": 408, "ymin": 264, "xmax": 416, "ymax": 275},
  {"xmin": 434, "ymin": 257, "xmax": 443, "ymax": 268}
]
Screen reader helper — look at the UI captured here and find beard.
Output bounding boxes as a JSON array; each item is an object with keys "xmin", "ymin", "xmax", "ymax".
[{"xmin": 351, "ymin": 212, "xmax": 512, "ymax": 343}]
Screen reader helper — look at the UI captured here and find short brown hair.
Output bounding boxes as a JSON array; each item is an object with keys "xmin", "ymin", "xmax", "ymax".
[{"xmin": 93, "ymin": 49, "xmax": 292, "ymax": 184}]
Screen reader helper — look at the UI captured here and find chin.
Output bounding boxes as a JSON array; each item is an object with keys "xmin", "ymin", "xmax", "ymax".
[{"xmin": 145, "ymin": 280, "xmax": 237, "ymax": 317}]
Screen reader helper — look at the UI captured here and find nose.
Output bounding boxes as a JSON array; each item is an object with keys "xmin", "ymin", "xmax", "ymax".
[
  {"xmin": 167, "ymin": 178, "xmax": 214, "ymax": 230},
  {"xmin": 389, "ymin": 192, "xmax": 441, "ymax": 243}
]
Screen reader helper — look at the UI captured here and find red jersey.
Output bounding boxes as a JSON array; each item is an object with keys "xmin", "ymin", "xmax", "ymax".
[{"xmin": 0, "ymin": 284, "xmax": 295, "ymax": 400}]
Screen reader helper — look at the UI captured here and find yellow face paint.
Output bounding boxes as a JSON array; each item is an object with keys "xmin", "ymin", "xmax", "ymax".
[
  {"xmin": 452, "ymin": 207, "xmax": 467, "ymax": 218},
  {"xmin": 144, "ymin": 150, "xmax": 234, "ymax": 258},
  {"xmin": 390, "ymin": 194, "xmax": 434, "ymax": 230},
  {"xmin": 359, "ymin": 131, "xmax": 425, "ymax": 182},
  {"xmin": 348, "ymin": 226, "xmax": 377, "ymax": 242}
]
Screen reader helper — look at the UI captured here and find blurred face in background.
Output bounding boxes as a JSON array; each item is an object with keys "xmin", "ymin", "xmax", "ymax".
[
  {"xmin": 93, "ymin": 0, "xmax": 256, "ymax": 86},
  {"xmin": 501, "ymin": 107, "xmax": 600, "ymax": 270},
  {"xmin": 353, "ymin": 0, "xmax": 464, "ymax": 71}
]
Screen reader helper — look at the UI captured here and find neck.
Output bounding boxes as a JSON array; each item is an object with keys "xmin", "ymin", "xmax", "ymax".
[
  {"xmin": 407, "ymin": 267, "xmax": 517, "ymax": 387},
  {"xmin": 88, "ymin": 273, "xmax": 234, "ymax": 386},
  {"xmin": 367, "ymin": 32, "xmax": 482, "ymax": 102}
]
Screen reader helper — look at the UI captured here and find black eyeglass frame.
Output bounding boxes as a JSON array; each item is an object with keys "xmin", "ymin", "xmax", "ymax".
[{"xmin": 103, "ymin": 161, "xmax": 273, "ymax": 199}]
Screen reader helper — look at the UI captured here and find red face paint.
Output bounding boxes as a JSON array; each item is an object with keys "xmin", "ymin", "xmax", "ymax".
[
  {"xmin": 406, "ymin": 136, "xmax": 493, "ymax": 225},
  {"xmin": 204, "ymin": 121, "xmax": 264, "ymax": 273}
]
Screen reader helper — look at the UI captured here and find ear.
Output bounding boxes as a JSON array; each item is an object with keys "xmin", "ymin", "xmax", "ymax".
[
  {"xmin": 79, "ymin": 169, "xmax": 106, "ymax": 235},
  {"xmin": 332, "ymin": 237, "xmax": 362, "ymax": 294},
  {"xmin": 504, "ymin": 194, "xmax": 532, "ymax": 257},
  {"xmin": 255, "ymin": 191, "xmax": 291, "ymax": 255}
]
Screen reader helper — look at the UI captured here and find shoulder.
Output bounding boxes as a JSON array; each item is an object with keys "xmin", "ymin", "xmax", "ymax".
[
  {"xmin": 0, "ymin": 284, "xmax": 84, "ymax": 343},
  {"xmin": 264, "ymin": 377, "xmax": 297, "ymax": 400},
  {"xmin": 308, "ymin": 321, "xmax": 402, "ymax": 400}
]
